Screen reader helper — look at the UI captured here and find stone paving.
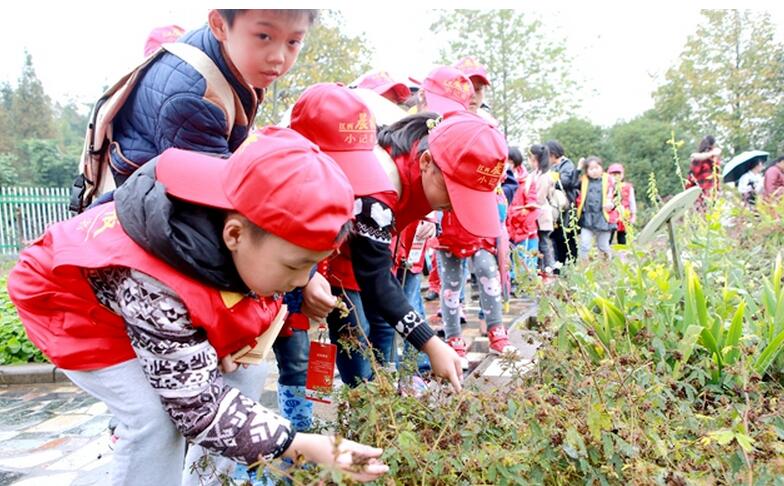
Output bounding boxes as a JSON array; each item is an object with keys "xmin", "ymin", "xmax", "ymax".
[{"xmin": 0, "ymin": 290, "xmax": 538, "ymax": 485}]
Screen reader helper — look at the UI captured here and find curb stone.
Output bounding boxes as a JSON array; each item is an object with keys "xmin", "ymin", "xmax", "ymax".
[{"xmin": 0, "ymin": 363, "xmax": 71, "ymax": 385}]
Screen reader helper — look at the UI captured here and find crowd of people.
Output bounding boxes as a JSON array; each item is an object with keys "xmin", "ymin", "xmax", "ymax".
[{"xmin": 5, "ymin": 9, "xmax": 784, "ymax": 485}]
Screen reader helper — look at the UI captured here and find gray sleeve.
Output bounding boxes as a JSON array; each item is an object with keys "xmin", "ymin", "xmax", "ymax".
[{"xmin": 89, "ymin": 267, "xmax": 294, "ymax": 464}]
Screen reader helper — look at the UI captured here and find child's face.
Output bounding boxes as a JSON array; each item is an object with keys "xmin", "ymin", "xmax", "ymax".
[
  {"xmin": 587, "ymin": 161, "xmax": 603, "ymax": 179},
  {"xmin": 610, "ymin": 171, "xmax": 623, "ymax": 181},
  {"xmin": 527, "ymin": 153, "xmax": 538, "ymax": 169},
  {"xmin": 209, "ymin": 10, "xmax": 309, "ymax": 89},
  {"xmin": 224, "ymin": 216, "xmax": 331, "ymax": 297},
  {"xmin": 468, "ymin": 78, "xmax": 486, "ymax": 113},
  {"xmin": 419, "ymin": 151, "xmax": 452, "ymax": 211}
]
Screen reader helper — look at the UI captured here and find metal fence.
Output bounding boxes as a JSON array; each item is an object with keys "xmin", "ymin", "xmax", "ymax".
[{"xmin": 0, "ymin": 187, "xmax": 71, "ymax": 255}]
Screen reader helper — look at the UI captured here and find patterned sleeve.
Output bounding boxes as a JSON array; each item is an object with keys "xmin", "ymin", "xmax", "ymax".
[
  {"xmin": 349, "ymin": 197, "xmax": 435, "ymax": 351},
  {"xmin": 87, "ymin": 267, "xmax": 294, "ymax": 464}
]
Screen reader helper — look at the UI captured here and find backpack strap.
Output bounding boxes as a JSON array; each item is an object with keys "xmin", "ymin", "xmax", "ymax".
[
  {"xmin": 72, "ymin": 43, "xmax": 240, "ymax": 214},
  {"xmin": 161, "ymin": 42, "xmax": 239, "ymax": 135}
]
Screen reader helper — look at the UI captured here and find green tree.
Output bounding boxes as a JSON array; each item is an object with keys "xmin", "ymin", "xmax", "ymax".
[
  {"xmin": 653, "ymin": 9, "xmax": 784, "ymax": 154},
  {"xmin": 9, "ymin": 50, "xmax": 55, "ymax": 141},
  {"xmin": 54, "ymin": 101, "xmax": 89, "ymax": 148},
  {"xmin": 0, "ymin": 153, "xmax": 18, "ymax": 186},
  {"xmin": 541, "ymin": 117, "xmax": 607, "ymax": 161},
  {"xmin": 432, "ymin": 9, "xmax": 578, "ymax": 142},
  {"xmin": 19, "ymin": 139, "xmax": 75, "ymax": 187},
  {"xmin": 0, "ymin": 82, "xmax": 12, "ymax": 153},
  {"xmin": 257, "ymin": 11, "xmax": 373, "ymax": 126},
  {"xmin": 606, "ymin": 111, "xmax": 692, "ymax": 200}
]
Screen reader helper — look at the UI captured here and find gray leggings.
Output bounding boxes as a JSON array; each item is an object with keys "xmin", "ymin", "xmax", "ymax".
[
  {"xmin": 438, "ymin": 249, "xmax": 503, "ymax": 339},
  {"xmin": 64, "ymin": 359, "xmax": 269, "ymax": 486}
]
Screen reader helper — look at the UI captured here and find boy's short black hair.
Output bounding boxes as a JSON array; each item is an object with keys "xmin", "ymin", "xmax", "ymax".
[
  {"xmin": 508, "ymin": 146, "xmax": 523, "ymax": 167},
  {"xmin": 218, "ymin": 9, "xmax": 319, "ymax": 27}
]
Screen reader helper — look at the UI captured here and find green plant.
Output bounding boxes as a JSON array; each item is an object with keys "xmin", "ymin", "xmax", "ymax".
[
  {"xmin": 0, "ymin": 277, "xmax": 46, "ymax": 365},
  {"xmin": 754, "ymin": 252, "xmax": 784, "ymax": 377}
]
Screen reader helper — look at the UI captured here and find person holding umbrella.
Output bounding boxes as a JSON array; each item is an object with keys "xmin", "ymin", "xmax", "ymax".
[
  {"xmin": 737, "ymin": 159, "xmax": 765, "ymax": 206},
  {"xmin": 721, "ymin": 150, "xmax": 769, "ymax": 206}
]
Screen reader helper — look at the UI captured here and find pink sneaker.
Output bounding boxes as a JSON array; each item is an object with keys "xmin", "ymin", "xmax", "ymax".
[
  {"xmin": 446, "ymin": 336, "xmax": 470, "ymax": 369},
  {"xmin": 488, "ymin": 326, "xmax": 518, "ymax": 355}
]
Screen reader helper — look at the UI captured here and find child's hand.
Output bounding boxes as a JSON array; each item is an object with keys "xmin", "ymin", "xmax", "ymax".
[
  {"xmin": 283, "ymin": 433, "xmax": 389, "ymax": 483},
  {"xmin": 302, "ymin": 272, "xmax": 337, "ymax": 320},
  {"xmin": 415, "ymin": 221, "xmax": 436, "ymax": 240},
  {"xmin": 422, "ymin": 337, "xmax": 463, "ymax": 392},
  {"xmin": 219, "ymin": 355, "xmax": 249, "ymax": 374}
]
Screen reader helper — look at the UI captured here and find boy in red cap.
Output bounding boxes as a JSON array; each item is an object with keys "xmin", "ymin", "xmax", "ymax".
[
  {"xmin": 353, "ymin": 70, "xmax": 412, "ymax": 105},
  {"xmin": 454, "ymin": 56, "xmax": 491, "ymax": 114},
  {"xmin": 7, "ymin": 128, "xmax": 388, "ymax": 485},
  {"xmin": 88, "ymin": 8, "xmax": 338, "ymax": 453},
  {"xmin": 292, "ymin": 83, "xmax": 508, "ymax": 389}
]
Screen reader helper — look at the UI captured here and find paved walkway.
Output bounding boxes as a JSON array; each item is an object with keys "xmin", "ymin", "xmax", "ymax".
[{"xmin": 0, "ymin": 292, "xmax": 537, "ymax": 485}]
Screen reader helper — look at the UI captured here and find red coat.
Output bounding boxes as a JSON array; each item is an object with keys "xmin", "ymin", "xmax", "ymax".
[
  {"xmin": 614, "ymin": 182, "xmax": 636, "ymax": 232},
  {"xmin": 506, "ymin": 173, "xmax": 539, "ymax": 243},
  {"xmin": 7, "ymin": 203, "xmax": 281, "ymax": 371}
]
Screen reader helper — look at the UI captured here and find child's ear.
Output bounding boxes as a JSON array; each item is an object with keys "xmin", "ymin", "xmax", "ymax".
[
  {"xmin": 223, "ymin": 215, "xmax": 244, "ymax": 251},
  {"xmin": 418, "ymin": 150, "xmax": 433, "ymax": 172},
  {"xmin": 208, "ymin": 10, "xmax": 229, "ymax": 42}
]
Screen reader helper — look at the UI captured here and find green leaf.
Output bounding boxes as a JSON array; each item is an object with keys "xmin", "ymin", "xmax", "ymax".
[
  {"xmin": 735, "ymin": 433, "xmax": 754, "ymax": 453},
  {"xmin": 587, "ymin": 404, "xmax": 612, "ymax": 442},
  {"xmin": 754, "ymin": 327, "xmax": 784, "ymax": 376},
  {"xmin": 723, "ymin": 301, "xmax": 745, "ymax": 365},
  {"xmin": 709, "ymin": 429, "xmax": 735, "ymax": 446},
  {"xmin": 397, "ymin": 430, "xmax": 418, "ymax": 450},
  {"xmin": 673, "ymin": 325, "xmax": 703, "ymax": 378}
]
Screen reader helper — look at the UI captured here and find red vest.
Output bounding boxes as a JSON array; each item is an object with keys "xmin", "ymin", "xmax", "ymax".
[
  {"xmin": 320, "ymin": 148, "xmax": 431, "ymax": 289},
  {"xmin": 616, "ymin": 182, "xmax": 634, "ymax": 232},
  {"xmin": 435, "ymin": 210, "xmax": 495, "ymax": 258},
  {"xmin": 8, "ymin": 203, "xmax": 280, "ymax": 371}
]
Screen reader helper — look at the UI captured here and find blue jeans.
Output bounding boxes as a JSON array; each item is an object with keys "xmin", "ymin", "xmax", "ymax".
[
  {"xmin": 272, "ymin": 329, "xmax": 309, "ymax": 387},
  {"xmin": 327, "ymin": 289, "xmax": 373, "ymax": 386},
  {"xmin": 511, "ymin": 238, "xmax": 539, "ymax": 282}
]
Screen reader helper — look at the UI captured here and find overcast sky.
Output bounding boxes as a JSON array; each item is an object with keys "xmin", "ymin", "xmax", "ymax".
[{"xmin": 2, "ymin": 2, "xmax": 782, "ymax": 144}]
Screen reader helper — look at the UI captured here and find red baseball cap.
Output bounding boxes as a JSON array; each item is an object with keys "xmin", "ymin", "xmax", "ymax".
[
  {"xmin": 155, "ymin": 126, "xmax": 355, "ymax": 252},
  {"xmin": 357, "ymin": 71, "xmax": 411, "ymax": 104},
  {"xmin": 144, "ymin": 25, "xmax": 185, "ymax": 57},
  {"xmin": 290, "ymin": 83, "xmax": 396, "ymax": 197},
  {"xmin": 607, "ymin": 163, "xmax": 624, "ymax": 175},
  {"xmin": 453, "ymin": 56, "xmax": 491, "ymax": 86},
  {"xmin": 428, "ymin": 112, "xmax": 508, "ymax": 237},
  {"xmin": 410, "ymin": 66, "xmax": 473, "ymax": 115}
]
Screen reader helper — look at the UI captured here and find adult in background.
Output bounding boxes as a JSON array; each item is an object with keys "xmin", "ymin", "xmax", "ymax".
[
  {"xmin": 686, "ymin": 135, "xmax": 722, "ymax": 208},
  {"xmin": 763, "ymin": 156, "xmax": 784, "ymax": 202},
  {"xmin": 546, "ymin": 140, "xmax": 579, "ymax": 267},
  {"xmin": 737, "ymin": 159, "xmax": 765, "ymax": 207}
]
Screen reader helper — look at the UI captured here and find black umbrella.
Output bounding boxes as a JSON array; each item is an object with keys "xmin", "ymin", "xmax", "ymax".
[{"xmin": 722, "ymin": 150, "xmax": 769, "ymax": 183}]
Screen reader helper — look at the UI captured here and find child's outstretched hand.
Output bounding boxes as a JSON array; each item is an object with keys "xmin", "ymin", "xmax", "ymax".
[
  {"xmin": 422, "ymin": 337, "xmax": 464, "ymax": 392},
  {"xmin": 282, "ymin": 433, "xmax": 389, "ymax": 483},
  {"xmin": 302, "ymin": 272, "xmax": 337, "ymax": 320}
]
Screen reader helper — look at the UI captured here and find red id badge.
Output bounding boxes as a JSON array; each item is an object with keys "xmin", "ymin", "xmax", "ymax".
[{"xmin": 306, "ymin": 327, "xmax": 337, "ymax": 403}]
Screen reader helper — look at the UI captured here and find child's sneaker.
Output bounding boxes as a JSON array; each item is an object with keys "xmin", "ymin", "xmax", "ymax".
[
  {"xmin": 446, "ymin": 336, "xmax": 469, "ymax": 369},
  {"xmin": 488, "ymin": 326, "xmax": 518, "ymax": 355},
  {"xmin": 459, "ymin": 307, "xmax": 467, "ymax": 325}
]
